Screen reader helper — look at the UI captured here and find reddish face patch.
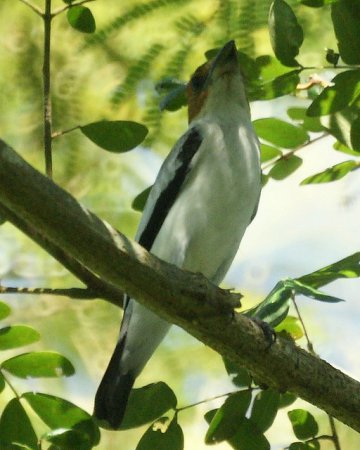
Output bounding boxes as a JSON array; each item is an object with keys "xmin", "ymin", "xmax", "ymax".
[{"xmin": 186, "ymin": 60, "xmax": 212, "ymax": 123}]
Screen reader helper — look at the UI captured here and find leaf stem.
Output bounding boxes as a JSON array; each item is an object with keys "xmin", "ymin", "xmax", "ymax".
[
  {"xmin": 262, "ymin": 133, "xmax": 328, "ymax": 172},
  {"xmin": 52, "ymin": 125, "xmax": 81, "ymax": 139},
  {"xmin": 19, "ymin": 0, "xmax": 43, "ymax": 16},
  {"xmin": 43, "ymin": 0, "xmax": 53, "ymax": 178},
  {"xmin": 0, "ymin": 369, "xmax": 21, "ymax": 399},
  {"xmin": 176, "ymin": 388, "xmax": 250, "ymax": 413},
  {"xmin": 52, "ymin": 0, "xmax": 97, "ymax": 17}
]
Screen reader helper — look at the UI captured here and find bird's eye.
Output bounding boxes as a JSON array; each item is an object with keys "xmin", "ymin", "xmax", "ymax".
[{"xmin": 191, "ymin": 74, "xmax": 206, "ymax": 91}]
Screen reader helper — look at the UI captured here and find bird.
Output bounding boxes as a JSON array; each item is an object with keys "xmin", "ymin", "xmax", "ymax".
[{"xmin": 94, "ymin": 40, "xmax": 261, "ymax": 429}]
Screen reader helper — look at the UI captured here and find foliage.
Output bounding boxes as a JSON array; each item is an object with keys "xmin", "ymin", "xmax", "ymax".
[
  {"xmin": 0, "ymin": 301, "xmax": 100, "ymax": 450},
  {"xmin": 0, "ymin": 0, "xmax": 360, "ymax": 449}
]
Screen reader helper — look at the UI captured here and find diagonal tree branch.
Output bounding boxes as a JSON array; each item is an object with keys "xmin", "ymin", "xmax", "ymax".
[{"xmin": 0, "ymin": 139, "xmax": 359, "ymax": 432}]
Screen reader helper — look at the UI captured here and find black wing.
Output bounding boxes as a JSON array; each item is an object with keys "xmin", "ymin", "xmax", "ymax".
[{"xmin": 137, "ymin": 127, "xmax": 203, "ymax": 251}]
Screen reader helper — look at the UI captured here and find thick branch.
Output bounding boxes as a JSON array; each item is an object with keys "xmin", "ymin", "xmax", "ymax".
[{"xmin": 0, "ymin": 139, "xmax": 359, "ymax": 432}]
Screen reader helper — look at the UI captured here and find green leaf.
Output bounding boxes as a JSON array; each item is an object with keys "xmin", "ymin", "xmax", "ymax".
[
  {"xmin": 204, "ymin": 409, "xmax": 217, "ymax": 424},
  {"xmin": 250, "ymin": 70, "xmax": 300, "ymax": 100},
  {"xmin": 120, "ymin": 382, "xmax": 177, "ymax": 430},
  {"xmin": 155, "ymin": 77, "xmax": 188, "ymax": 112},
  {"xmin": 269, "ymin": 155, "xmax": 303, "ymax": 180},
  {"xmin": 136, "ymin": 417, "xmax": 184, "ymax": 450},
  {"xmin": 301, "ymin": 0, "xmax": 334, "ymax": 6},
  {"xmin": 307, "ymin": 70, "xmax": 360, "ymax": 116},
  {"xmin": 0, "ymin": 371, "xmax": 5, "ymax": 392},
  {"xmin": 0, "ymin": 444, "xmax": 33, "ymax": 449},
  {"xmin": 0, "ymin": 301, "xmax": 11, "ymax": 320},
  {"xmin": 279, "ymin": 392, "xmax": 297, "ymax": 408},
  {"xmin": 67, "ymin": 6, "xmax": 96, "ymax": 33},
  {"xmin": 256, "ymin": 55, "xmax": 291, "ymax": 80},
  {"xmin": 159, "ymin": 85, "xmax": 187, "ymax": 111},
  {"xmin": 205, "ymin": 411, "xmax": 270, "ymax": 450},
  {"xmin": 2, "ymin": 352, "xmax": 75, "ymax": 378},
  {"xmin": 333, "ymin": 141, "xmax": 360, "ymax": 156},
  {"xmin": 301, "ymin": 160, "xmax": 358, "ymax": 185},
  {"xmin": 269, "ymin": 0, "xmax": 304, "ymax": 67},
  {"xmin": 326, "ymin": 48, "xmax": 340, "ymax": 66},
  {"xmin": 287, "ymin": 107, "xmax": 323, "ymax": 132},
  {"xmin": 302, "ymin": 116, "xmax": 324, "ymax": 133},
  {"xmin": 260, "ymin": 144, "xmax": 282, "ymax": 162},
  {"xmin": 331, "ymin": 0, "xmax": 360, "ymax": 64},
  {"xmin": 0, "ymin": 399, "xmax": 38, "ymax": 450},
  {"xmin": 156, "ymin": 78, "xmax": 187, "ymax": 112},
  {"xmin": 223, "ymin": 358, "xmax": 252, "ymax": 387},
  {"xmin": 132, "ymin": 185, "xmax": 152, "ymax": 212},
  {"xmin": 287, "ymin": 278, "xmax": 345, "ymax": 303},
  {"xmin": 289, "ymin": 440, "xmax": 320, "ymax": 450},
  {"xmin": 254, "ymin": 118, "xmax": 309, "ymax": 148},
  {"xmin": 275, "ymin": 316, "xmax": 303, "ymax": 340},
  {"xmin": 298, "ymin": 252, "xmax": 360, "ymax": 288},
  {"xmin": 0, "ymin": 326, "xmax": 40, "ymax": 350},
  {"xmin": 288, "ymin": 409, "xmax": 319, "ymax": 440},
  {"xmin": 261, "ymin": 173, "xmax": 269, "ymax": 187},
  {"xmin": 321, "ymin": 108, "xmax": 359, "ymax": 149},
  {"xmin": 245, "ymin": 280, "xmax": 291, "ymax": 327},
  {"xmin": 351, "ymin": 115, "xmax": 360, "ymax": 151},
  {"xmin": 228, "ymin": 418, "xmax": 270, "ymax": 450},
  {"xmin": 250, "ymin": 389, "xmax": 280, "ymax": 432},
  {"xmin": 80, "ymin": 120, "xmax": 148, "ymax": 153},
  {"xmin": 44, "ymin": 428, "xmax": 93, "ymax": 450},
  {"xmin": 287, "ymin": 107, "xmax": 307, "ymax": 121},
  {"xmin": 239, "ymin": 51, "xmax": 261, "ymax": 75},
  {"xmin": 23, "ymin": 392, "xmax": 100, "ymax": 446},
  {"xmin": 205, "ymin": 390, "xmax": 252, "ymax": 443}
]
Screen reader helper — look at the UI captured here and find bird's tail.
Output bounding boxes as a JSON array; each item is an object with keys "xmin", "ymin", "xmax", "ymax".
[{"xmin": 93, "ymin": 336, "xmax": 134, "ymax": 429}]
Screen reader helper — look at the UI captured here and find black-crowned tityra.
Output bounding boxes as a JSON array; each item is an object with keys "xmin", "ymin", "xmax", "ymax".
[{"xmin": 94, "ymin": 40, "xmax": 261, "ymax": 429}]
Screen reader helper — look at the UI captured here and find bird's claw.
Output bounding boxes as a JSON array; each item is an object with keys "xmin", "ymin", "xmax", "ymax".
[{"xmin": 252, "ymin": 317, "xmax": 276, "ymax": 350}]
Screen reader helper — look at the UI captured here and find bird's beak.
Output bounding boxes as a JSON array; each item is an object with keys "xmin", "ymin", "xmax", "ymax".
[{"xmin": 205, "ymin": 40, "xmax": 238, "ymax": 88}]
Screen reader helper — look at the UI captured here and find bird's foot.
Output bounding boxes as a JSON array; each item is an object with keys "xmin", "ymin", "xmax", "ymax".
[{"xmin": 251, "ymin": 317, "xmax": 276, "ymax": 350}]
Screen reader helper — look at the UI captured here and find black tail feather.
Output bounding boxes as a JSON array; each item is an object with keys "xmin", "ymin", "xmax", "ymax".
[{"xmin": 94, "ymin": 339, "xmax": 135, "ymax": 429}]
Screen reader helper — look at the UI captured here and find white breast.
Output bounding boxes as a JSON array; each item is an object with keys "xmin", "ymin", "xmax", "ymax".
[{"xmin": 151, "ymin": 110, "xmax": 261, "ymax": 284}]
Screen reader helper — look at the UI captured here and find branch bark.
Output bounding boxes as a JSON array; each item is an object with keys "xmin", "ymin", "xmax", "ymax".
[{"xmin": 0, "ymin": 139, "xmax": 359, "ymax": 432}]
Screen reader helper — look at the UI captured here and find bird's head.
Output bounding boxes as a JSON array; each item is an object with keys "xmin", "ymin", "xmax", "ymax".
[{"xmin": 186, "ymin": 40, "xmax": 249, "ymax": 123}]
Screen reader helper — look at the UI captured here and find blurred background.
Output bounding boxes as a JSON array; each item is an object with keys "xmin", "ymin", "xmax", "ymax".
[{"xmin": 0, "ymin": 0, "xmax": 359, "ymax": 448}]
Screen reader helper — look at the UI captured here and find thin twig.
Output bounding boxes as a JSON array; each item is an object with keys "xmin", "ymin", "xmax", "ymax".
[
  {"xmin": 291, "ymin": 293, "xmax": 315, "ymax": 354},
  {"xmin": 301, "ymin": 65, "xmax": 360, "ymax": 71},
  {"xmin": 292, "ymin": 293, "xmax": 342, "ymax": 450},
  {"xmin": 19, "ymin": 0, "xmax": 43, "ymax": 16},
  {"xmin": 176, "ymin": 388, "xmax": 249, "ymax": 412},
  {"xmin": 0, "ymin": 202, "xmax": 124, "ymax": 308},
  {"xmin": 0, "ymin": 285, "xmax": 99, "ymax": 300},
  {"xmin": 52, "ymin": 0, "xmax": 97, "ymax": 17},
  {"xmin": 43, "ymin": 0, "xmax": 53, "ymax": 178},
  {"xmin": 262, "ymin": 133, "xmax": 328, "ymax": 172},
  {"xmin": 329, "ymin": 416, "xmax": 342, "ymax": 450},
  {"xmin": 1, "ymin": 370, "xmax": 21, "ymax": 399}
]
